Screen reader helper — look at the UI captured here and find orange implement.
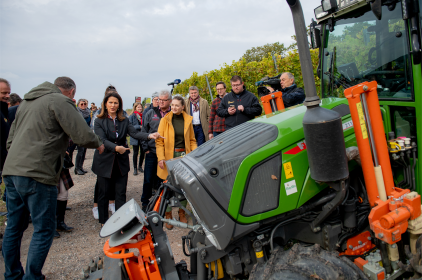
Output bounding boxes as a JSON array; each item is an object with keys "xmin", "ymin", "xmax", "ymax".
[
  {"xmin": 344, "ymin": 83, "xmax": 379, "ymax": 207},
  {"xmin": 103, "ymin": 229, "xmax": 162, "ymax": 280},
  {"xmin": 153, "ymin": 190, "xmax": 164, "ymax": 213},
  {"xmin": 261, "ymin": 91, "xmax": 285, "ymax": 115},
  {"xmin": 340, "ymin": 231, "xmax": 375, "ymax": 256}
]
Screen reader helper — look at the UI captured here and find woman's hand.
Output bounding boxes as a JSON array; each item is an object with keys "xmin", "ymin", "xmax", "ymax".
[
  {"xmin": 158, "ymin": 160, "xmax": 165, "ymax": 170},
  {"xmin": 115, "ymin": 146, "xmax": 130, "ymax": 154},
  {"xmin": 149, "ymin": 132, "xmax": 165, "ymax": 139}
]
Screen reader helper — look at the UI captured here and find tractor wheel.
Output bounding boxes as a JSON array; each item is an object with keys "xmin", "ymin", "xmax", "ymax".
[{"xmin": 249, "ymin": 243, "xmax": 369, "ymax": 280}]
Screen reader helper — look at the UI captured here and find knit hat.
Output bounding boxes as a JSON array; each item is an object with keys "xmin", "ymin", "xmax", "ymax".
[{"xmin": 152, "ymin": 92, "xmax": 159, "ymax": 99}]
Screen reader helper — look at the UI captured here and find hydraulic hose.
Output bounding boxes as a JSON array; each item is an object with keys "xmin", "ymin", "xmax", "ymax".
[{"xmin": 412, "ymin": 148, "xmax": 417, "ymax": 191}]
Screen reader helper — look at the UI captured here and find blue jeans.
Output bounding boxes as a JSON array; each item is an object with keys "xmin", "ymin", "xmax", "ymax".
[
  {"xmin": 193, "ymin": 125, "xmax": 206, "ymax": 146},
  {"xmin": 2, "ymin": 176, "xmax": 57, "ymax": 280},
  {"xmin": 213, "ymin": 132, "xmax": 223, "ymax": 137},
  {"xmin": 141, "ymin": 152, "xmax": 162, "ymax": 207}
]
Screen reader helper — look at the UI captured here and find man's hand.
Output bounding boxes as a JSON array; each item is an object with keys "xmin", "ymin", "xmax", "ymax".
[
  {"xmin": 209, "ymin": 133, "xmax": 214, "ymax": 140},
  {"xmin": 145, "ymin": 151, "xmax": 150, "ymax": 154},
  {"xmin": 237, "ymin": 105, "xmax": 244, "ymax": 112},
  {"xmin": 115, "ymin": 145, "xmax": 130, "ymax": 154},
  {"xmin": 149, "ymin": 132, "xmax": 165, "ymax": 139},
  {"xmin": 97, "ymin": 144, "xmax": 105, "ymax": 154},
  {"xmin": 158, "ymin": 160, "xmax": 165, "ymax": 170},
  {"xmin": 228, "ymin": 107, "xmax": 236, "ymax": 115},
  {"xmin": 266, "ymin": 86, "xmax": 275, "ymax": 92}
]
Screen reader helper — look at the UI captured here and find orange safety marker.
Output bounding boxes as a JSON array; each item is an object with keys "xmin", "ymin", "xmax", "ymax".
[
  {"xmin": 153, "ymin": 190, "xmax": 164, "ymax": 213},
  {"xmin": 104, "ymin": 229, "xmax": 162, "ymax": 280}
]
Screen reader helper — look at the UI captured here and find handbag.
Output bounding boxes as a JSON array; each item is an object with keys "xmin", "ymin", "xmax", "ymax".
[{"xmin": 63, "ymin": 154, "xmax": 74, "ymax": 169}]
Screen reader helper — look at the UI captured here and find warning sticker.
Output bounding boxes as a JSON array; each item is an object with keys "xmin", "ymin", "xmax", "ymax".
[
  {"xmin": 356, "ymin": 102, "xmax": 368, "ymax": 139},
  {"xmin": 283, "ymin": 162, "xmax": 294, "ymax": 179},
  {"xmin": 284, "ymin": 180, "xmax": 298, "ymax": 196}
]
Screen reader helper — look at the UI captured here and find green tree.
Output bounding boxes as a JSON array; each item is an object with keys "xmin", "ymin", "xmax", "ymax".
[{"xmin": 240, "ymin": 42, "xmax": 290, "ymax": 63}]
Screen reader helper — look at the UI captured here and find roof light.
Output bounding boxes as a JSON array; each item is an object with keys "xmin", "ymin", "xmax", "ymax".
[
  {"xmin": 314, "ymin": 5, "xmax": 329, "ymax": 19},
  {"xmin": 321, "ymin": 0, "xmax": 338, "ymax": 12}
]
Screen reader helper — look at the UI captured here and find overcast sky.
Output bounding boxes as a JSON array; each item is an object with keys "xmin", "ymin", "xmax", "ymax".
[{"xmin": 0, "ymin": 0, "xmax": 315, "ymax": 109}]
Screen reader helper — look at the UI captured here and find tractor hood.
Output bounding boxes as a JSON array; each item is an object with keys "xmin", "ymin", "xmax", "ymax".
[{"xmin": 165, "ymin": 98, "xmax": 349, "ymax": 250}]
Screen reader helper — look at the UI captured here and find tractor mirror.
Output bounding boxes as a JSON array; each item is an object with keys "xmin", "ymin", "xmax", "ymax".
[{"xmin": 310, "ymin": 19, "xmax": 321, "ymax": 49}]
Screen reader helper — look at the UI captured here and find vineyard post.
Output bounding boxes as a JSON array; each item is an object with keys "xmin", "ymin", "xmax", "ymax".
[{"xmin": 205, "ymin": 75, "xmax": 214, "ymax": 101}]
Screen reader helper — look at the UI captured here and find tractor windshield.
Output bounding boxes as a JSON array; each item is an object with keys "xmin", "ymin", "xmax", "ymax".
[{"xmin": 321, "ymin": 3, "xmax": 413, "ymax": 100}]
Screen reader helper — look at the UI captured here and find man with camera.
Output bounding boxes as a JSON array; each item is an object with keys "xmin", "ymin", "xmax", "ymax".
[{"xmin": 217, "ymin": 75, "xmax": 262, "ymax": 130}]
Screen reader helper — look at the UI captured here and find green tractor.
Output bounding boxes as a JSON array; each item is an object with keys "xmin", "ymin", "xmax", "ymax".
[{"xmin": 89, "ymin": 0, "xmax": 422, "ymax": 279}]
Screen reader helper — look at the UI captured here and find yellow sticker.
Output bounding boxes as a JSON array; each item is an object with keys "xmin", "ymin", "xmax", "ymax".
[
  {"xmin": 283, "ymin": 162, "xmax": 294, "ymax": 179},
  {"xmin": 356, "ymin": 102, "xmax": 368, "ymax": 139},
  {"xmin": 256, "ymin": 251, "xmax": 264, "ymax": 258}
]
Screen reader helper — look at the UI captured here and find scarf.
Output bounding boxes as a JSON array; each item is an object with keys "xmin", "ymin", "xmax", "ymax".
[
  {"xmin": 190, "ymin": 96, "xmax": 200, "ymax": 112},
  {"xmin": 134, "ymin": 111, "xmax": 142, "ymax": 125},
  {"xmin": 77, "ymin": 107, "xmax": 91, "ymax": 119}
]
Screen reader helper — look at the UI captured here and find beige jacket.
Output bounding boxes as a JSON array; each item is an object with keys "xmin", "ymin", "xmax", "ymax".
[{"xmin": 186, "ymin": 97, "xmax": 211, "ymax": 141}]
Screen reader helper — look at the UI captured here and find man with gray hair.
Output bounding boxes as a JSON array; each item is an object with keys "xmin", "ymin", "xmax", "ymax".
[
  {"xmin": 185, "ymin": 85, "xmax": 210, "ymax": 145},
  {"xmin": 140, "ymin": 90, "xmax": 172, "ymax": 211},
  {"xmin": 2, "ymin": 76, "xmax": 105, "ymax": 279},
  {"xmin": 268, "ymin": 72, "xmax": 305, "ymax": 108}
]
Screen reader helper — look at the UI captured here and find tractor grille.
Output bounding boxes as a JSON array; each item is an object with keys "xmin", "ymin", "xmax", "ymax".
[{"xmin": 241, "ymin": 153, "xmax": 282, "ymax": 216}]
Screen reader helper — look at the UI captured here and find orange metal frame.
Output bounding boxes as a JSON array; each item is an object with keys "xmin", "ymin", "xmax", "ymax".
[
  {"xmin": 344, "ymin": 81, "xmax": 395, "ymax": 206},
  {"xmin": 261, "ymin": 91, "xmax": 285, "ymax": 115},
  {"xmin": 103, "ymin": 229, "xmax": 162, "ymax": 280},
  {"xmin": 344, "ymin": 81, "xmax": 421, "ymax": 245}
]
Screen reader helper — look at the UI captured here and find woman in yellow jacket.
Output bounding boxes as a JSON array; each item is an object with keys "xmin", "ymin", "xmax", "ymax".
[{"xmin": 156, "ymin": 96, "xmax": 197, "ymax": 229}]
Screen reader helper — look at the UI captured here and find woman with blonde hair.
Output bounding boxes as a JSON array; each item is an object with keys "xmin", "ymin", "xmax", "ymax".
[
  {"xmin": 156, "ymin": 96, "xmax": 197, "ymax": 229},
  {"xmin": 129, "ymin": 102, "xmax": 145, "ymax": 175}
]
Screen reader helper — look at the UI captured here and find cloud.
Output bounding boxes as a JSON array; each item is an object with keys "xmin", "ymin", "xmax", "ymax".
[{"xmin": 0, "ymin": 0, "xmax": 316, "ymax": 108}]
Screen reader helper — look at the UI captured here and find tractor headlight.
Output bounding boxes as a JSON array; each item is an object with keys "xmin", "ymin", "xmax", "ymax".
[{"xmin": 184, "ymin": 191, "xmax": 223, "ymax": 250}]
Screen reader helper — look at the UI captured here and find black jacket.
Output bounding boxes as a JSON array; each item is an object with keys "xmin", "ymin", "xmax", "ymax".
[
  {"xmin": 8, "ymin": 105, "xmax": 18, "ymax": 125},
  {"xmin": 216, "ymin": 87, "xmax": 262, "ymax": 129},
  {"xmin": 0, "ymin": 102, "xmax": 9, "ymax": 169},
  {"xmin": 92, "ymin": 117, "xmax": 149, "ymax": 178},
  {"xmin": 141, "ymin": 107, "xmax": 166, "ymax": 153},
  {"xmin": 281, "ymin": 84, "xmax": 305, "ymax": 108}
]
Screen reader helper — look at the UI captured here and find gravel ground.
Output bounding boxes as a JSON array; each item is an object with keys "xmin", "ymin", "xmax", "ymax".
[{"xmin": 0, "ymin": 149, "xmax": 190, "ymax": 279}]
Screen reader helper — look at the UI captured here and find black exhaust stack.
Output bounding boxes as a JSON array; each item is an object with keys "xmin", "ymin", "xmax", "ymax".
[
  {"xmin": 286, "ymin": 0, "xmax": 349, "ymax": 233},
  {"xmin": 286, "ymin": 0, "xmax": 348, "ymax": 183}
]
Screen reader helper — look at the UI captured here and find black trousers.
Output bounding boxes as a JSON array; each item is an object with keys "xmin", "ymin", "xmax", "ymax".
[
  {"xmin": 75, "ymin": 146, "xmax": 87, "ymax": 170},
  {"xmin": 93, "ymin": 178, "xmax": 115, "ymax": 204},
  {"xmin": 97, "ymin": 163, "xmax": 128, "ymax": 224},
  {"xmin": 132, "ymin": 145, "xmax": 145, "ymax": 169}
]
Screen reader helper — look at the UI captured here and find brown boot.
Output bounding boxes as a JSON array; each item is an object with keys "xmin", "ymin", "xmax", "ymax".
[
  {"xmin": 165, "ymin": 212, "xmax": 173, "ymax": 230},
  {"xmin": 179, "ymin": 209, "xmax": 188, "ymax": 224}
]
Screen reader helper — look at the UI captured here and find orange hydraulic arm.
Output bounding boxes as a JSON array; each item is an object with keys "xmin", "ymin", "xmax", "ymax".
[
  {"xmin": 261, "ymin": 91, "xmax": 285, "ymax": 114},
  {"xmin": 344, "ymin": 81, "xmax": 421, "ymax": 245}
]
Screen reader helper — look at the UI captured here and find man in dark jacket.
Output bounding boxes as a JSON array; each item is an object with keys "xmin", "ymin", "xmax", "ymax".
[
  {"xmin": 140, "ymin": 90, "xmax": 171, "ymax": 210},
  {"xmin": 7, "ymin": 93, "xmax": 22, "ymax": 125},
  {"xmin": 268, "ymin": 72, "xmax": 305, "ymax": 108},
  {"xmin": 2, "ymin": 77, "xmax": 105, "ymax": 280},
  {"xmin": 142, "ymin": 92, "xmax": 159, "ymax": 125},
  {"xmin": 217, "ymin": 75, "xmax": 262, "ymax": 130}
]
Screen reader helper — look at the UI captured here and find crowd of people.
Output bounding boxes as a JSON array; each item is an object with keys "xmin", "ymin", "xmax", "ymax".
[{"xmin": 0, "ymin": 72, "xmax": 305, "ymax": 279}]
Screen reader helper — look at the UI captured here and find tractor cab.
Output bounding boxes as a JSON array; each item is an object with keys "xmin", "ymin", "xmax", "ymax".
[{"xmin": 311, "ymin": 0, "xmax": 422, "ymax": 193}]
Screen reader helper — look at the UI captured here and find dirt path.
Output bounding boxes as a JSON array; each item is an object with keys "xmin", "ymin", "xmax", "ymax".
[{"xmin": 0, "ymin": 149, "xmax": 190, "ymax": 279}]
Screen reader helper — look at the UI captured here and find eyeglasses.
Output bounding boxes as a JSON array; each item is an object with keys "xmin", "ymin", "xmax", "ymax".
[
  {"xmin": 231, "ymin": 83, "xmax": 242, "ymax": 87},
  {"xmin": 107, "ymin": 86, "xmax": 116, "ymax": 90},
  {"xmin": 216, "ymin": 88, "xmax": 225, "ymax": 91},
  {"xmin": 158, "ymin": 99, "xmax": 169, "ymax": 102},
  {"xmin": 80, "ymin": 103, "xmax": 87, "ymax": 106}
]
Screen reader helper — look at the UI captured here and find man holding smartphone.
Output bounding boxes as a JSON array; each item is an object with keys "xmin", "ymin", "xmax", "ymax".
[{"xmin": 216, "ymin": 75, "xmax": 262, "ymax": 130}]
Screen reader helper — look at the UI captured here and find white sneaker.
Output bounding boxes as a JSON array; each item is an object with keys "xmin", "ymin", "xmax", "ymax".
[
  {"xmin": 109, "ymin": 203, "xmax": 115, "ymax": 214},
  {"xmin": 92, "ymin": 207, "xmax": 99, "ymax": 220}
]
